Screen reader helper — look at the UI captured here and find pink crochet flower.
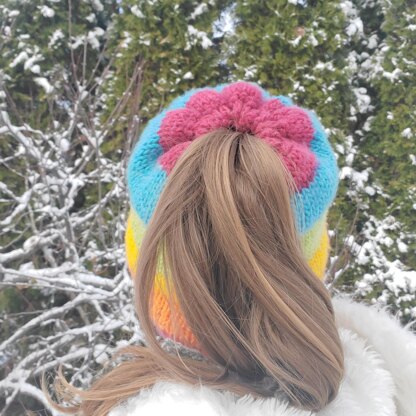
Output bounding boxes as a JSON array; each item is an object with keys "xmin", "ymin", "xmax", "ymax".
[{"xmin": 157, "ymin": 82, "xmax": 317, "ymax": 190}]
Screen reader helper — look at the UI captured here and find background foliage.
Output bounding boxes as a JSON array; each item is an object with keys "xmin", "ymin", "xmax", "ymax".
[{"xmin": 0, "ymin": 0, "xmax": 415, "ymax": 414}]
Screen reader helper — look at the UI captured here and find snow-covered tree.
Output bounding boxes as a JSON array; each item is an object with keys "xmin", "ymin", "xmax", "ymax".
[
  {"xmin": 337, "ymin": 0, "xmax": 416, "ymax": 319},
  {"xmin": 224, "ymin": 0, "xmax": 416, "ymax": 321},
  {"xmin": 222, "ymin": 0, "xmax": 360, "ymax": 289},
  {"xmin": 0, "ymin": 1, "xmax": 140, "ymax": 414},
  {"xmin": 100, "ymin": 0, "xmax": 232, "ymax": 154}
]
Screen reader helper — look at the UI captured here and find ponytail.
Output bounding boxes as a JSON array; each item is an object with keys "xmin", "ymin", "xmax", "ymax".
[{"xmin": 45, "ymin": 127, "xmax": 344, "ymax": 415}]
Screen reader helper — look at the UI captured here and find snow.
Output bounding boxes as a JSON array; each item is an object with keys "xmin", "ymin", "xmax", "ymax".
[
  {"xmin": 34, "ymin": 77, "xmax": 53, "ymax": 94},
  {"xmin": 8, "ymin": 10, "xmax": 20, "ymax": 17},
  {"xmin": 138, "ymin": 34, "xmax": 150, "ymax": 47},
  {"xmin": 86, "ymin": 13, "xmax": 96, "ymax": 23},
  {"xmin": 212, "ymin": 4, "xmax": 236, "ymax": 39},
  {"xmin": 346, "ymin": 17, "xmax": 364, "ymax": 37},
  {"xmin": 186, "ymin": 25, "xmax": 213, "ymax": 49},
  {"xmin": 9, "ymin": 51, "xmax": 29, "ymax": 68},
  {"xmin": 87, "ymin": 27, "xmax": 105, "ymax": 50},
  {"xmin": 340, "ymin": 166, "xmax": 370, "ymax": 191},
  {"xmin": 350, "ymin": 211, "xmax": 416, "ymax": 317},
  {"xmin": 367, "ymin": 34, "xmax": 378, "ymax": 49},
  {"xmin": 401, "ymin": 128, "xmax": 413, "ymax": 138},
  {"xmin": 0, "ymin": 190, "xmax": 32, "ymax": 227},
  {"xmin": 20, "ymin": 52, "xmax": 43, "ymax": 74},
  {"xmin": 0, "ymin": 10, "xmax": 149, "ymax": 413},
  {"xmin": 308, "ymin": 34, "xmax": 319, "ymax": 46},
  {"xmin": 365, "ymin": 186, "xmax": 376, "ymax": 196},
  {"xmin": 382, "ymin": 236, "xmax": 394, "ymax": 247},
  {"xmin": 39, "ymin": 5, "xmax": 55, "ymax": 18},
  {"xmin": 131, "ymin": 5, "xmax": 144, "ymax": 18},
  {"xmin": 91, "ymin": 0, "xmax": 104, "ymax": 12},
  {"xmin": 288, "ymin": 35, "xmax": 302, "ymax": 47},
  {"xmin": 59, "ymin": 138, "xmax": 70, "ymax": 153},
  {"xmin": 288, "ymin": 0, "xmax": 308, "ymax": 4},
  {"xmin": 383, "ymin": 68, "xmax": 403, "ymax": 82},
  {"xmin": 397, "ymin": 241, "xmax": 408, "ymax": 253},
  {"xmin": 335, "ymin": 144, "xmax": 345, "ymax": 154},
  {"xmin": 293, "ymin": 81, "xmax": 305, "ymax": 92},
  {"xmin": 48, "ymin": 29, "xmax": 65, "ymax": 48},
  {"xmin": 345, "ymin": 152, "xmax": 354, "ymax": 166},
  {"xmin": 121, "ymin": 31, "xmax": 132, "ymax": 48},
  {"xmin": 243, "ymin": 65, "xmax": 257, "ymax": 79},
  {"xmin": 341, "ymin": 1, "xmax": 364, "ymax": 38},
  {"xmin": 183, "ymin": 71, "xmax": 194, "ymax": 80},
  {"xmin": 353, "ymin": 87, "xmax": 373, "ymax": 113},
  {"xmin": 315, "ymin": 60, "xmax": 335, "ymax": 71},
  {"xmin": 30, "ymin": 65, "xmax": 41, "ymax": 74},
  {"xmin": 385, "ymin": 267, "xmax": 416, "ymax": 298},
  {"xmin": 190, "ymin": 3, "xmax": 208, "ymax": 19}
]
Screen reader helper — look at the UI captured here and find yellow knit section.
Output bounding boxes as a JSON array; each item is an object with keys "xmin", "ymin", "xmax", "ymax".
[
  {"xmin": 126, "ymin": 207, "xmax": 330, "ymax": 350},
  {"xmin": 300, "ymin": 211, "xmax": 327, "ymax": 260},
  {"xmin": 307, "ymin": 227, "xmax": 329, "ymax": 281},
  {"xmin": 125, "ymin": 210, "xmax": 138, "ymax": 276},
  {"xmin": 125, "ymin": 209, "xmax": 173, "ymax": 296},
  {"xmin": 125, "ymin": 211, "xmax": 195, "ymax": 347},
  {"xmin": 126, "ymin": 209, "xmax": 164, "ymax": 275},
  {"xmin": 127, "ymin": 207, "xmax": 330, "ymax": 285}
]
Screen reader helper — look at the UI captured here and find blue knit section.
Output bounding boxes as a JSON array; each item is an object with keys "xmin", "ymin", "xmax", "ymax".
[
  {"xmin": 276, "ymin": 95, "xmax": 294, "ymax": 106},
  {"xmin": 127, "ymin": 83, "xmax": 339, "ymax": 232},
  {"xmin": 128, "ymin": 85, "xmax": 229, "ymax": 225},
  {"xmin": 294, "ymin": 109, "xmax": 339, "ymax": 233},
  {"xmin": 285, "ymin": 107, "xmax": 339, "ymax": 233},
  {"xmin": 127, "ymin": 110, "xmax": 167, "ymax": 225}
]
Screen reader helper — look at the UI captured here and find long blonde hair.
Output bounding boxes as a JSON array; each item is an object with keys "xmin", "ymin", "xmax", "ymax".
[{"xmin": 44, "ymin": 127, "xmax": 344, "ymax": 415}]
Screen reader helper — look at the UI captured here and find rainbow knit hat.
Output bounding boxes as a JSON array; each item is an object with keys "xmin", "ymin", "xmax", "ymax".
[{"xmin": 125, "ymin": 81, "xmax": 339, "ymax": 351}]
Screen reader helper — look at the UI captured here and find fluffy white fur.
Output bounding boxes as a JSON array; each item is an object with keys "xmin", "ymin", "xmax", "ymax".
[
  {"xmin": 332, "ymin": 295, "xmax": 416, "ymax": 416},
  {"xmin": 109, "ymin": 295, "xmax": 416, "ymax": 416}
]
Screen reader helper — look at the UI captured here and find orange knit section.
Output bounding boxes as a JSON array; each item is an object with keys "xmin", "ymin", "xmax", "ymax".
[
  {"xmin": 150, "ymin": 285, "xmax": 201, "ymax": 350},
  {"xmin": 126, "ymin": 209, "xmax": 331, "ymax": 352}
]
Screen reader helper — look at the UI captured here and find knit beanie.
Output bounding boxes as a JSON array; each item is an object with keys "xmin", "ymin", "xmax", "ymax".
[{"xmin": 125, "ymin": 81, "xmax": 339, "ymax": 351}]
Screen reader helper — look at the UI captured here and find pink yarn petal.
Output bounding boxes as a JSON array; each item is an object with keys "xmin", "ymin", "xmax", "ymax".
[
  {"xmin": 158, "ymin": 141, "xmax": 192, "ymax": 174},
  {"xmin": 234, "ymin": 108, "xmax": 261, "ymax": 132},
  {"xmin": 194, "ymin": 108, "xmax": 233, "ymax": 137},
  {"xmin": 270, "ymin": 140, "xmax": 317, "ymax": 189},
  {"xmin": 262, "ymin": 99, "xmax": 285, "ymax": 112},
  {"xmin": 158, "ymin": 82, "xmax": 317, "ymax": 190},
  {"xmin": 221, "ymin": 82, "xmax": 264, "ymax": 132},
  {"xmin": 273, "ymin": 106, "xmax": 315, "ymax": 144},
  {"xmin": 185, "ymin": 90, "xmax": 222, "ymax": 116},
  {"xmin": 158, "ymin": 109, "xmax": 198, "ymax": 151},
  {"xmin": 254, "ymin": 119, "xmax": 287, "ymax": 142},
  {"xmin": 221, "ymin": 82, "xmax": 264, "ymax": 110},
  {"xmin": 252, "ymin": 99, "xmax": 284, "ymax": 132}
]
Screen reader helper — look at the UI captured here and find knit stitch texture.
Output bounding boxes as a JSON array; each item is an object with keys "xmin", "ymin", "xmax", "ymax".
[{"xmin": 125, "ymin": 81, "xmax": 339, "ymax": 351}]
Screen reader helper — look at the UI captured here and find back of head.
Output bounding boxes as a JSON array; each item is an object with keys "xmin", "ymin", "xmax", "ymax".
[
  {"xmin": 47, "ymin": 82, "xmax": 344, "ymax": 416},
  {"xmin": 132, "ymin": 126, "xmax": 344, "ymax": 411}
]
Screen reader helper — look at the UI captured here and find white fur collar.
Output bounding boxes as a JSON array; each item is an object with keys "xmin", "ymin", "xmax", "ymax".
[{"xmin": 110, "ymin": 296, "xmax": 416, "ymax": 416}]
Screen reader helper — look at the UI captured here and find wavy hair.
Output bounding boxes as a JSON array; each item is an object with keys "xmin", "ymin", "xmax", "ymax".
[{"xmin": 44, "ymin": 127, "xmax": 344, "ymax": 415}]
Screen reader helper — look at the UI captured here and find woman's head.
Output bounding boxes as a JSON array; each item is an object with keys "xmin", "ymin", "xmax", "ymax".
[
  {"xmin": 132, "ymin": 126, "xmax": 344, "ymax": 409},
  {"xmin": 126, "ymin": 81, "xmax": 339, "ymax": 351},
  {"xmin": 46, "ymin": 81, "xmax": 343, "ymax": 415}
]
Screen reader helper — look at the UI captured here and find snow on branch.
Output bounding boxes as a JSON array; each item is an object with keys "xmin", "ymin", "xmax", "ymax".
[{"xmin": 0, "ymin": 9, "xmax": 144, "ymax": 413}]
